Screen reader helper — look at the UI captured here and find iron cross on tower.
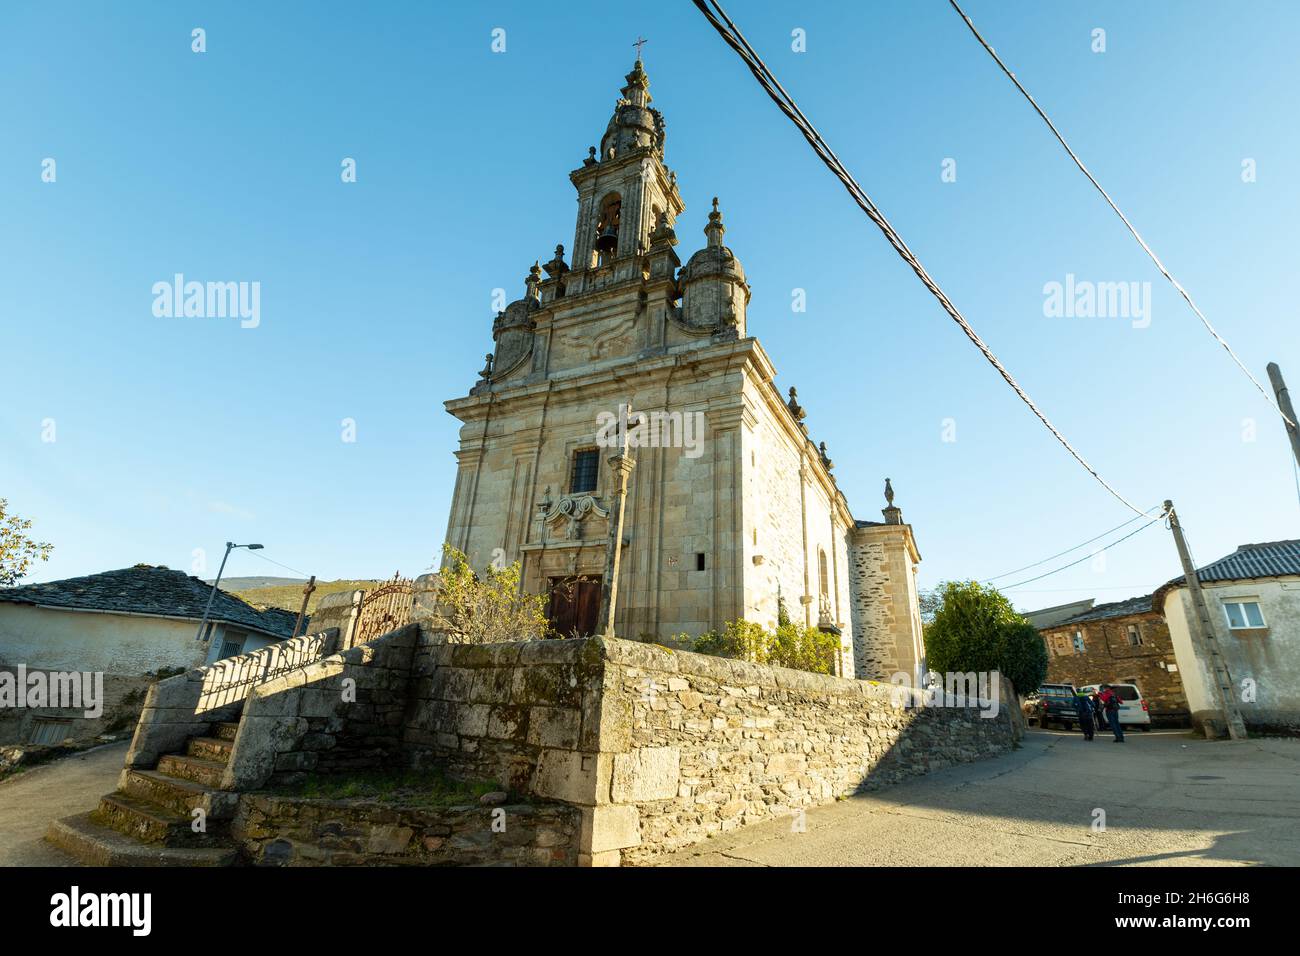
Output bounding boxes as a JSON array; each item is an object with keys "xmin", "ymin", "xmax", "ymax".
[{"xmin": 633, "ymin": 36, "xmax": 648, "ymax": 59}]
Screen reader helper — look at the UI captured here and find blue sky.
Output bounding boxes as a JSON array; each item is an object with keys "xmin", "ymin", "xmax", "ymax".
[{"xmin": 3, "ymin": 0, "xmax": 1298, "ymax": 612}]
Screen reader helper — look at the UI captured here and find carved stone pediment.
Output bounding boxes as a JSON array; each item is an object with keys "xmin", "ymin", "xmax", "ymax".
[{"xmin": 539, "ymin": 493, "xmax": 609, "ymax": 541}]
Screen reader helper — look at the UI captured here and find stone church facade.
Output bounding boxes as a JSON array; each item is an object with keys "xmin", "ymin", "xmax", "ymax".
[{"xmin": 441, "ymin": 59, "xmax": 924, "ymax": 683}]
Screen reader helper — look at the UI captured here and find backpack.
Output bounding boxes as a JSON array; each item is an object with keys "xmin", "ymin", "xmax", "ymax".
[{"xmin": 1103, "ymin": 690, "xmax": 1121, "ymax": 712}]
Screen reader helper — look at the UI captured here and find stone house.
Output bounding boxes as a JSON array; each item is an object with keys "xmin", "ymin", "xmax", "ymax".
[
  {"xmin": 0, "ymin": 565, "xmax": 296, "ymax": 745},
  {"xmin": 1155, "ymin": 539, "xmax": 1300, "ymax": 733},
  {"xmin": 1037, "ymin": 594, "xmax": 1189, "ymax": 725},
  {"xmin": 440, "ymin": 58, "xmax": 924, "ymax": 683}
]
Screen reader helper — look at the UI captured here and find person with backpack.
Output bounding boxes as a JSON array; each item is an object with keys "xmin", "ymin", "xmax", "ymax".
[
  {"xmin": 1074, "ymin": 690, "xmax": 1096, "ymax": 741},
  {"xmin": 1098, "ymin": 684, "xmax": 1125, "ymax": 742}
]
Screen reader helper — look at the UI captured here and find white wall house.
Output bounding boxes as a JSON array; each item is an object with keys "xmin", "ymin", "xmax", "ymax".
[
  {"xmin": 1156, "ymin": 539, "xmax": 1300, "ymax": 734},
  {"xmin": 0, "ymin": 564, "xmax": 296, "ymax": 745}
]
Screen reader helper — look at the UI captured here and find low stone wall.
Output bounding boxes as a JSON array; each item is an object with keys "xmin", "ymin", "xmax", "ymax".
[
  {"xmin": 401, "ymin": 637, "xmax": 605, "ymax": 796},
  {"xmin": 391, "ymin": 636, "xmax": 1015, "ymax": 865},
  {"xmin": 600, "ymin": 640, "xmax": 1015, "ymax": 864},
  {"xmin": 231, "ymin": 793, "xmax": 580, "ymax": 867},
  {"xmin": 224, "ymin": 625, "xmax": 419, "ymax": 791},
  {"xmin": 122, "ymin": 628, "xmax": 341, "ymax": 784}
]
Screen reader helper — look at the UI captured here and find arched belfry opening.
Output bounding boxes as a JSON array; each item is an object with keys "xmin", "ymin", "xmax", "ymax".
[{"xmin": 593, "ymin": 193, "xmax": 622, "ymax": 267}]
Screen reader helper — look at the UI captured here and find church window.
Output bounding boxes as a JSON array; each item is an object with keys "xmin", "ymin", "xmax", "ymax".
[
  {"xmin": 696, "ymin": 553, "xmax": 706, "ymax": 571},
  {"xmin": 818, "ymin": 549, "xmax": 829, "ymax": 598},
  {"xmin": 570, "ymin": 448, "xmax": 600, "ymax": 494}
]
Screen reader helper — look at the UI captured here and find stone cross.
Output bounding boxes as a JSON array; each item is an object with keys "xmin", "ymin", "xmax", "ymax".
[{"xmin": 597, "ymin": 402, "xmax": 642, "ymax": 637}]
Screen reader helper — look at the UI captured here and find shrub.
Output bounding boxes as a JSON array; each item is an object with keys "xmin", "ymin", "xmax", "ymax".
[
  {"xmin": 436, "ymin": 544, "xmax": 549, "ymax": 644},
  {"xmin": 692, "ymin": 618, "xmax": 840, "ymax": 676}
]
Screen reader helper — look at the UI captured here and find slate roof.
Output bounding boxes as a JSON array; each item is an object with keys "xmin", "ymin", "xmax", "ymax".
[
  {"xmin": 0, "ymin": 565, "xmax": 297, "ymax": 638},
  {"xmin": 1024, "ymin": 598, "xmax": 1096, "ymax": 629},
  {"xmin": 1157, "ymin": 539, "xmax": 1300, "ymax": 591},
  {"xmin": 1049, "ymin": 594, "xmax": 1156, "ymax": 628}
]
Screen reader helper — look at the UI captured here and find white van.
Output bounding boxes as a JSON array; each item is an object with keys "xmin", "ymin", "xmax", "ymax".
[{"xmin": 1078, "ymin": 683, "xmax": 1152, "ymax": 729}]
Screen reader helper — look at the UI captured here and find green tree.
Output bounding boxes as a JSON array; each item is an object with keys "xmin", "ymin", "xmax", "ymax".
[
  {"xmin": 924, "ymin": 580, "xmax": 1047, "ymax": 696},
  {"xmin": 435, "ymin": 544, "xmax": 549, "ymax": 643},
  {"xmin": 0, "ymin": 499, "xmax": 53, "ymax": 586}
]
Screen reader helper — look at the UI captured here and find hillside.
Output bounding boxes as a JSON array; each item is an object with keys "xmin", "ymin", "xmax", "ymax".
[
  {"xmin": 231, "ymin": 579, "xmax": 383, "ymax": 614},
  {"xmin": 209, "ymin": 575, "xmax": 304, "ymax": 591}
]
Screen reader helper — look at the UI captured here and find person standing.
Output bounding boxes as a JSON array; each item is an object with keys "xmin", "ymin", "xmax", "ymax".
[
  {"xmin": 1099, "ymin": 684, "xmax": 1125, "ymax": 742},
  {"xmin": 1074, "ymin": 690, "xmax": 1096, "ymax": 740}
]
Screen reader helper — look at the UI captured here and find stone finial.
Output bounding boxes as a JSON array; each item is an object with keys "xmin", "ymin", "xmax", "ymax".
[
  {"xmin": 479, "ymin": 353, "xmax": 494, "ymax": 380},
  {"xmin": 543, "ymin": 244, "xmax": 569, "ymax": 279},
  {"xmin": 882, "ymin": 477, "xmax": 902, "ymax": 524},
  {"xmin": 705, "ymin": 197, "xmax": 725, "ymax": 248},
  {"xmin": 525, "ymin": 261, "xmax": 542, "ymax": 300},
  {"xmin": 819, "ymin": 441, "xmax": 834, "ymax": 471},
  {"xmin": 787, "ymin": 386, "xmax": 806, "ymax": 423},
  {"xmin": 584, "ymin": 146, "xmax": 598, "ymax": 167},
  {"xmin": 650, "ymin": 210, "xmax": 677, "ymax": 247}
]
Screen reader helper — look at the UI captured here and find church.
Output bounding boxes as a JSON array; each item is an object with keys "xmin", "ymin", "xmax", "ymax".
[{"xmin": 441, "ymin": 58, "xmax": 925, "ymax": 684}]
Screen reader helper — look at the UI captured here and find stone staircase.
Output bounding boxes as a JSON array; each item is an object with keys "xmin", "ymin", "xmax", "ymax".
[{"xmin": 47, "ymin": 721, "xmax": 244, "ymax": 866}]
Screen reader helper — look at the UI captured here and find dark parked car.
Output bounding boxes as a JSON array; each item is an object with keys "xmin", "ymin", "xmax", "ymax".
[{"xmin": 1029, "ymin": 683, "xmax": 1081, "ymax": 730}]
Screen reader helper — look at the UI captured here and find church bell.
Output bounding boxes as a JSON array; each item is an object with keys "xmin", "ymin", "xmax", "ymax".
[{"xmin": 594, "ymin": 225, "xmax": 619, "ymax": 255}]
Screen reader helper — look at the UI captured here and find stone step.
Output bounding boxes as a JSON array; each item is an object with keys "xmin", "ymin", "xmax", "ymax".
[
  {"xmin": 156, "ymin": 753, "xmax": 227, "ymax": 788},
  {"xmin": 212, "ymin": 721, "xmax": 241, "ymax": 742},
  {"xmin": 122, "ymin": 768, "xmax": 218, "ymax": 816},
  {"xmin": 186, "ymin": 736, "xmax": 234, "ymax": 764},
  {"xmin": 46, "ymin": 813, "xmax": 238, "ymax": 867},
  {"xmin": 90, "ymin": 792, "xmax": 229, "ymax": 848}
]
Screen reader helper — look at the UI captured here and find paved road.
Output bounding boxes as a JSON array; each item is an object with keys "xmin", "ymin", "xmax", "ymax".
[
  {"xmin": 0, "ymin": 742, "xmax": 126, "ymax": 866},
  {"xmin": 655, "ymin": 729, "xmax": 1300, "ymax": 866}
]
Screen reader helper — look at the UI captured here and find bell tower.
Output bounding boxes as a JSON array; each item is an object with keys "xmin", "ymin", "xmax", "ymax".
[{"xmin": 569, "ymin": 59, "xmax": 685, "ymax": 275}]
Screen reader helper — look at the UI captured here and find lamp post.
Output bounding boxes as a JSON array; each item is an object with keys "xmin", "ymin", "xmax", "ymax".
[{"xmin": 194, "ymin": 541, "xmax": 263, "ymax": 642}]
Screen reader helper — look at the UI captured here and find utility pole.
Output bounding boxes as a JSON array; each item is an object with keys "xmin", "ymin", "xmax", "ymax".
[
  {"xmin": 1266, "ymin": 362, "xmax": 1300, "ymax": 470},
  {"xmin": 1163, "ymin": 500, "xmax": 1247, "ymax": 740},
  {"xmin": 291, "ymin": 575, "xmax": 317, "ymax": 638}
]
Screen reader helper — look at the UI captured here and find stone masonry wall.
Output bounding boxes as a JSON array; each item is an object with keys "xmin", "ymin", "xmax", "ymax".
[
  {"xmin": 232, "ymin": 793, "xmax": 580, "ymax": 867},
  {"xmin": 224, "ymin": 625, "xmax": 419, "ymax": 791},
  {"xmin": 400, "ymin": 633, "xmax": 606, "ymax": 797},
  {"xmin": 600, "ymin": 639, "xmax": 1015, "ymax": 864}
]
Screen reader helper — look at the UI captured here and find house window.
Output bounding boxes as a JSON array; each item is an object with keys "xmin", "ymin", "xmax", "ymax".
[
  {"xmin": 28, "ymin": 717, "xmax": 73, "ymax": 746},
  {"xmin": 1223, "ymin": 600, "xmax": 1265, "ymax": 629},
  {"xmin": 218, "ymin": 632, "xmax": 247, "ymax": 660},
  {"xmin": 1072, "ymin": 630, "xmax": 1085, "ymax": 653},
  {"xmin": 570, "ymin": 449, "xmax": 599, "ymax": 494},
  {"xmin": 1126, "ymin": 623, "xmax": 1143, "ymax": 646},
  {"xmin": 696, "ymin": 553, "xmax": 706, "ymax": 571}
]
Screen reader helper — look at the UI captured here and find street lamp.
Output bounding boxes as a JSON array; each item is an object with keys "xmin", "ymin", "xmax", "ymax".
[{"xmin": 194, "ymin": 541, "xmax": 263, "ymax": 642}]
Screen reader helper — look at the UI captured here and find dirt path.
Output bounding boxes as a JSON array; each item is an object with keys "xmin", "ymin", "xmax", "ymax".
[{"xmin": 0, "ymin": 741, "xmax": 127, "ymax": 866}]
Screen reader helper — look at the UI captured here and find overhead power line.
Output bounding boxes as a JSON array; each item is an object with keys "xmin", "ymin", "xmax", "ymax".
[
  {"xmin": 692, "ymin": 0, "xmax": 1147, "ymax": 516},
  {"xmin": 244, "ymin": 548, "xmax": 312, "ymax": 580},
  {"xmin": 948, "ymin": 0, "xmax": 1295, "ymax": 430},
  {"xmin": 983, "ymin": 503, "xmax": 1164, "ymax": 582},
  {"xmin": 998, "ymin": 510, "xmax": 1168, "ymax": 590}
]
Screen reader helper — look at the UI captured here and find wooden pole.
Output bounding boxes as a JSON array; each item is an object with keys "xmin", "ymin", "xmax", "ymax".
[
  {"xmin": 1266, "ymin": 362, "xmax": 1300, "ymax": 470},
  {"xmin": 291, "ymin": 575, "xmax": 317, "ymax": 639}
]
